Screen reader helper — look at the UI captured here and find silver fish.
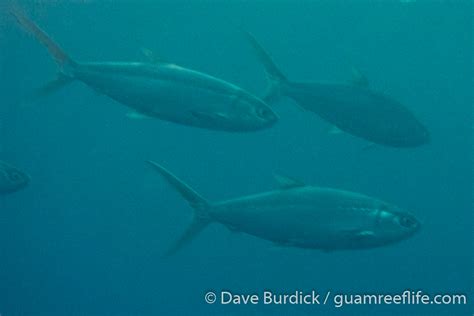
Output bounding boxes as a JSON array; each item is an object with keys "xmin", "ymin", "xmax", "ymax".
[
  {"xmin": 11, "ymin": 8, "xmax": 278, "ymax": 132},
  {"xmin": 244, "ymin": 32, "xmax": 430, "ymax": 147},
  {"xmin": 147, "ymin": 161, "xmax": 420, "ymax": 255}
]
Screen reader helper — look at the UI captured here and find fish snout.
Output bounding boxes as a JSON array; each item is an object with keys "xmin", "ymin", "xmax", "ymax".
[
  {"xmin": 413, "ymin": 123, "xmax": 431, "ymax": 146},
  {"xmin": 398, "ymin": 125, "xmax": 430, "ymax": 147},
  {"xmin": 256, "ymin": 106, "xmax": 279, "ymax": 127},
  {"xmin": 420, "ymin": 126, "xmax": 431, "ymax": 144},
  {"xmin": 0, "ymin": 165, "xmax": 30, "ymax": 193},
  {"xmin": 8, "ymin": 168, "xmax": 30, "ymax": 187},
  {"xmin": 398, "ymin": 212, "xmax": 421, "ymax": 235}
]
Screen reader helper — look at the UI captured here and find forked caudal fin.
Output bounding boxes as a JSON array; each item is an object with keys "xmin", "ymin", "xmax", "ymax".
[
  {"xmin": 146, "ymin": 161, "xmax": 212, "ymax": 256},
  {"xmin": 10, "ymin": 5, "xmax": 77, "ymax": 69},
  {"xmin": 10, "ymin": 4, "xmax": 77, "ymax": 98},
  {"xmin": 242, "ymin": 30, "xmax": 287, "ymax": 103}
]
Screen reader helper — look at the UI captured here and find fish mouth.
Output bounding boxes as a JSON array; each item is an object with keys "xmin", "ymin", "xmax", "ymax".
[
  {"xmin": 415, "ymin": 123, "xmax": 431, "ymax": 145},
  {"xmin": 244, "ymin": 113, "xmax": 278, "ymax": 131},
  {"xmin": 260, "ymin": 109, "xmax": 279, "ymax": 127},
  {"xmin": 265, "ymin": 113, "xmax": 279, "ymax": 127},
  {"xmin": 389, "ymin": 130, "xmax": 430, "ymax": 147},
  {"xmin": 14, "ymin": 181, "xmax": 29, "ymax": 192},
  {"xmin": 253, "ymin": 103, "xmax": 279, "ymax": 126},
  {"xmin": 0, "ymin": 166, "xmax": 29, "ymax": 187},
  {"xmin": 8, "ymin": 169, "xmax": 30, "ymax": 186},
  {"xmin": 408, "ymin": 220, "xmax": 422, "ymax": 235},
  {"xmin": 421, "ymin": 128, "xmax": 431, "ymax": 144},
  {"xmin": 0, "ymin": 181, "xmax": 29, "ymax": 194},
  {"xmin": 401, "ymin": 214, "xmax": 422, "ymax": 236}
]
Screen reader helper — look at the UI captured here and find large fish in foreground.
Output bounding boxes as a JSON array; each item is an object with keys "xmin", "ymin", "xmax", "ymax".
[
  {"xmin": 244, "ymin": 32, "xmax": 430, "ymax": 147},
  {"xmin": 147, "ymin": 161, "xmax": 420, "ymax": 255},
  {"xmin": 0, "ymin": 161, "xmax": 29, "ymax": 194},
  {"xmin": 11, "ymin": 8, "xmax": 278, "ymax": 132}
]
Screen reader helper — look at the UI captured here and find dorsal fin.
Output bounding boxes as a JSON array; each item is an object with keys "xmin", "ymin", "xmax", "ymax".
[
  {"xmin": 140, "ymin": 47, "xmax": 170, "ymax": 65},
  {"xmin": 327, "ymin": 125, "xmax": 343, "ymax": 135},
  {"xmin": 350, "ymin": 67, "xmax": 369, "ymax": 88},
  {"xmin": 273, "ymin": 174, "xmax": 306, "ymax": 189}
]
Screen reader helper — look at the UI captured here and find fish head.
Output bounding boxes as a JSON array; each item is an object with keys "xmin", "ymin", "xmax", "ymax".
[
  {"xmin": 403, "ymin": 121, "xmax": 430, "ymax": 147},
  {"xmin": 415, "ymin": 123, "xmax": 431, "ymax": 145},
  {"xmin": 228, "ymin": 94, "xmax": 278, "ymax": 131},
  {"xmin": 385, "ymin": 124, "xmax": 430, "ymax": 147},
  {"xmin": 383, "ymin": 99, "xmax": 431, "ymax": 147},
  {"xmin": 0, "ymin": 162, "xmax": 30, "ymax": 194},
  {"xmin": 374, "ymin": 203, "xmax": 421, "ymax": 243}
]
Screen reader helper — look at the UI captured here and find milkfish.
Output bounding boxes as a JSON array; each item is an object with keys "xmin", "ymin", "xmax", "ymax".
[
  {"xmin": 147, "ymin": 161, "xmax": 420, "ymax": 255},
  {"xmin": 11, "ymin": 7, "xmax": 278, "ymax": 132},
  {"xmin": 244, "ymin": 32, "xmax": 430, "ymax": 147}
]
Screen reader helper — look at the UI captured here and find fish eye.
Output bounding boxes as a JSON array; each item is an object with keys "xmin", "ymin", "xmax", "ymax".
[
  {"xmin": 7, "ymin": 170, "xmax": 25, "ymax": 183},
  {"xmin": 256, "ymin": 107, "xmax": 273, "ymax": 120},
  {"xmin": 8, "ymin": 172, "xmax": 21, "ymax": 182},
  {"xmin": 399, "ymin": 216, "xmax": 417, "ymax": 229}
]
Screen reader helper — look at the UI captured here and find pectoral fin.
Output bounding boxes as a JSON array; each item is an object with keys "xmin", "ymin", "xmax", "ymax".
[
  {"xmin": 191, "ymin": 111, "xmax": 228, "ymax": 121},
  {"xmin": 126, "ymin": 111, "xmax": 150, "ymax": 120},
  {"xmin": 327, "ymin": 125, "xmax": 343, "ymax": 135},
  {"xmin": 350, "ymin": 67, "xmax": 369, "ymax": 88},
  {"xmin": 342, "ymin": 229, "xmax": 376, "ymax": 241},
  {"xmin": 355, "ymin": 230, "xmax": 375, "ymax": 238}
]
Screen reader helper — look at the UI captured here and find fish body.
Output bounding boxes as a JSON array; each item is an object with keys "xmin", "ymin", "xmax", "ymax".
[
  {"xmin": 72, "ymin": 62, "xmax": 277, "ymax": 131},
  {"xmin": 244, "ymin": 32, "xmax": 430, "ymax": 147},
  {"xmin": 146, "ymin": 161, "xmax": 420, "ymax": 254},
  {"xmin": 12, "ymin": 8, "xmax": 278, "ymax": 132},
  {"xmin": 283, "ymin": 81, "xmax": 430, "ymax": 147},
  {"xmin": 213, "ymin": 186, "xmax": 418, "ymax": 250}
]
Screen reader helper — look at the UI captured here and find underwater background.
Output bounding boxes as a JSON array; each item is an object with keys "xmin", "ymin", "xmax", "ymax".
[{"xmin": 0, "ymin": 0, "xmax": 472, "ymax": 315}]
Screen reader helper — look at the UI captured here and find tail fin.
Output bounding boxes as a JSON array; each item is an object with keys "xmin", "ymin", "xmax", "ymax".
[
  {"xmin": 147, "ymin": 161, "xmax": 212, "ymax": 255},
  {"xmin": 10, "ymin": 5, "xmax": 77, "ymax": 71},
  {"xmin": 243, "ymin": 30, "xmax": 287, "ymax": 103},
  {"xmin": 10, "ymin": 5, "xmax": 77, "ymax": 100}
]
